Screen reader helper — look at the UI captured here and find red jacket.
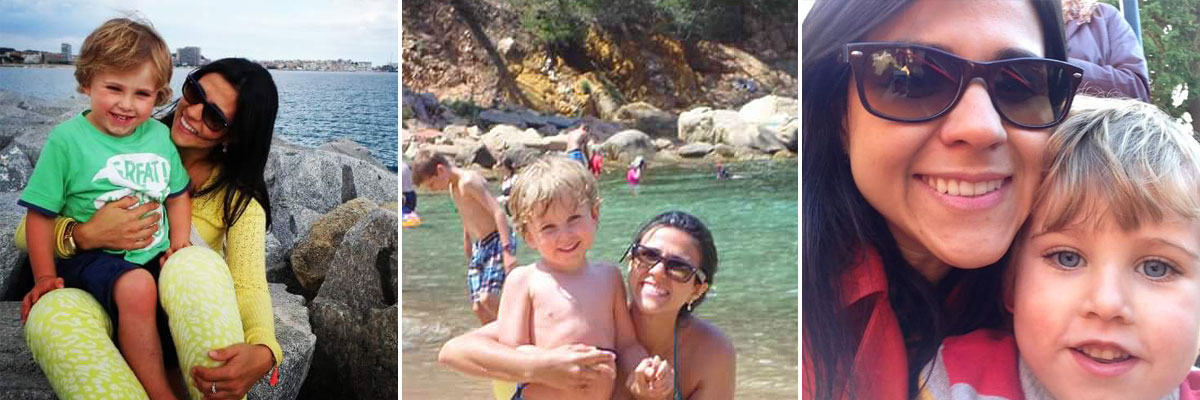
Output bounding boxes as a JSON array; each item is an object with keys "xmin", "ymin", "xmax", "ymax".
[
  {"xmin": 804, "ymin": 248, "xmax": 908, "ymax": 400},
  {"xmin": 919, "ymin": 329, "xmax": 1200, "ymax": 400}
]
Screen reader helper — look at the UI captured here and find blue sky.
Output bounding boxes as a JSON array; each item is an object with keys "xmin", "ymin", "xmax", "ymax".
[{"xmin": 0, "ymin": 0, "xmax": 397, "ymax": 65}]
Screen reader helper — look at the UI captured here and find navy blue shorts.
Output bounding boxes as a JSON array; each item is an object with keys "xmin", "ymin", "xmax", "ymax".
[
  {"xmin": 57, "ymin": 251, "xmax": 177, "ymax": 367},
  {"xmin": 403, "ymin": 191, "xmax": 417, "ymax": 214}
]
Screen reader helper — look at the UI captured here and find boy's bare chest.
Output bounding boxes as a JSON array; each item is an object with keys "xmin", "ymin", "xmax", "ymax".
[{"xmin": 527, "ymin": 270, "xmax": 617, "ymax": 347}]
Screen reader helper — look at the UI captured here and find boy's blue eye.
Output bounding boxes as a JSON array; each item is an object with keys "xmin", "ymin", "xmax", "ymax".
[
  {"xmin": 1052, "ymin": 251, "xmax": 1082, "ymax": 269},
  {"xmin": 1140, "ymin": 260, "xmax": 1172, "ymax": 279}
]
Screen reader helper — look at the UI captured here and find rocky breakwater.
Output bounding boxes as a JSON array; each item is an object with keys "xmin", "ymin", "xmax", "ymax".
[
  {"xmin": 0, "ymin": 91, "xmax": 398, "ymax": 400},
  {"xmin": 403, "ymin": 88, "xmax": 796, "ymax": 174}
]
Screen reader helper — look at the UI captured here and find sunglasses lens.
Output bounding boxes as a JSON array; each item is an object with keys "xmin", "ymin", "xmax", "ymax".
[
  {"xmin": 991, "ymin": 61, "xmax": 1074, "ymax": 127},
  {"xmin": 664, "ymin": 262, "xmax": 695, "ymax": 282},
  {"xmin": 203, "ymin": 107, "xmax": 227, "ymax": 131},
  {"xmin": 858, "ymin": 47, "xmax": 962, "ymax": 121},
  {"xmin": 182, "ymin": 79, "xmax": 201, "ymax": 104}
]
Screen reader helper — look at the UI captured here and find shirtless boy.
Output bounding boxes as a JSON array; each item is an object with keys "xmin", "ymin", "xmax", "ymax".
[
  {"xmin": 413, "ymin": 151, "xmax": 516, "ymax": 324},
  {"xmin": 499, "ymin": 156, "xmax": 654, "ymax": 399}
]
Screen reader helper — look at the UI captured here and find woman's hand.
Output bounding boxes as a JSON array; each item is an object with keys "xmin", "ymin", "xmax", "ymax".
[
  {"xmin": 20, "ymin": 276, "xmax": 63, "ymax": 324},
  {"xmin": 74, "ymin": 197, "xmax": 160, "ymax": 251},
  {"xmin": 529, "ymin": 344, "xmax": 617, "ymax": 390},
  {"xmin": 190, "ymin": 343, "xmax": 274, "ymax": 399},
  {"xmin": 628, "ymin": 356, "xmax": 674, "ymax": 400}
]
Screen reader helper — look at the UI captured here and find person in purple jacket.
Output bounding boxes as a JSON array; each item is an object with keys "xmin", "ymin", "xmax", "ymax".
[{"xmin": 1064, "ymin": 0, "xmax": 1151, "ymax": 102}]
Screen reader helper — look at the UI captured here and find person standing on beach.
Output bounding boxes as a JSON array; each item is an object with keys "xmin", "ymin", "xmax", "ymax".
[
  {"xmin": 566, "ymin": 125, "xmax": 591, "ymax": 166},
  {"xmin": 413, "ymin": 151, "xmax": 517, "ymax": 324}
]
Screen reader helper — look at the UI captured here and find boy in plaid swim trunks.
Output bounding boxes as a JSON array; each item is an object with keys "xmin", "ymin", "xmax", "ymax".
[
  {"xmin": 467, "ymin": 231, "xmax": 515, "ymax": 303},
  {"xmin": 413, "ymin": 151, "xmax": 516, "ymax": 324}
]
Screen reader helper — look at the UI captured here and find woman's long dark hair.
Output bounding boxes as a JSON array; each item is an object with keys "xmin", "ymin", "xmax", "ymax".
[
  {"xmin": 628, "ymin": 211, "xmax": 718, "ymax": 318},
  {"xmin": 158, "ymin": 58, "xmax": 276, "ymax": 228},
  {"xmin": 801, "ymin": 1, "xmax": 1067, "ymax": 398}
]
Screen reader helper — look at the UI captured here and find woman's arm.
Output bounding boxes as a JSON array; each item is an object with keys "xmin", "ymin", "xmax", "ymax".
[
  {"xmin": 13, "ymin": 197, "xmax": 160, "ymax": 257},
  {"xmin": 438, "ymin": 323, "xmax": 617, "ymax": 389},
  {"xmin": 72, "ymin": 197, "xmax": 162, "ymax": 252},
  {"xmin": 219, "ymin": 199, "xmax": 283, "ymax": 365}
]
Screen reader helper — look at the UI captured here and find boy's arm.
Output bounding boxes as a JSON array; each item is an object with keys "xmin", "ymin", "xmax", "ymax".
[
  {"xmin": 496, "ymin": 266, "xmax": 532, "ymax": 348},
  {"xmin": 463, "ymin": 230, "xmax": 472, "ymax": 259},
  {"xmin": 164, "ymin": 191, "xmax": 192, "ymax": 252},
  {"xmin": 21, "ymin": 211, "xmax": 63, "ymax": 323},
  {"xmin": 462, "ymin": 178, "xmax": 516, "ymax": 273}
]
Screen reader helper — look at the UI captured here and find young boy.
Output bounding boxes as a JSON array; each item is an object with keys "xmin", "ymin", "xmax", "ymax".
[
  {"xmin": 18, "ymin": 18, "xmax": 191, "ymax": 400},
  {"xmin": 412, "ymin": 151, "xmax": 516, "ymax": 324},
  {"xmin": 499, "ymin": 155, "xmax": 654, "ymax": 399},
  {"xmin": 919, "ymin": 97, "xmax": 1200, "ymax": 399}
]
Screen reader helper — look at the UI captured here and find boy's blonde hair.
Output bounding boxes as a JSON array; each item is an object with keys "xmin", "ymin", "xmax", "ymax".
[
  {"xmin": 75, "ymin": 18, "xmax": 173, "ymax": 106},
  {"xmin": 509, "ymin": 155, "xmax": 600, "ymax": 236},
  {"xmin": 1036, "ymin": 96, "xmax": 1200, "ymax": 232}
]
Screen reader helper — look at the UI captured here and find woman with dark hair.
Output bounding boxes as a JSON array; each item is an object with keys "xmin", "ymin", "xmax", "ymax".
[
  {"xmin": 438, "ymin": 210, "xmax": 736, "ymax": 399},
  {"xmin": 21, "ymin": 58, "xmax": 282, "ymax": 399},
  {"xmin": 802, "ymin": 0, "xmax": 1082, "ymax": 399}
]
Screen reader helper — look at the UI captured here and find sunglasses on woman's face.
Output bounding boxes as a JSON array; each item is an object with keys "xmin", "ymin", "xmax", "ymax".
[
  {"xmin": 623, "ymin": 243, "xmax": 706, "ymax": 284},
  {"xmin": 841, "ymin": 42, "xmax": 1083, "ymax": 129},
  {"xmin": 181, "ymin": 73, "xmax": 230, "ymax": 132}
]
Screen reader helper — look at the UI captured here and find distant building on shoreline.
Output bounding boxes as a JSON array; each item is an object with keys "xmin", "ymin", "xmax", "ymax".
[
  {"xmin": 178, "ymin": 46, "xmax": 202, "ymax": 67},
  {"xmin": 61, "ymin": 43, "xmax": 71, "ymax": 63}
]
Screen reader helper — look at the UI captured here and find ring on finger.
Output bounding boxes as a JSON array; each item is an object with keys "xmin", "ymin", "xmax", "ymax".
[{"xmin": 211, "ymin": 381, "xmax": 217, "ymax": 393}]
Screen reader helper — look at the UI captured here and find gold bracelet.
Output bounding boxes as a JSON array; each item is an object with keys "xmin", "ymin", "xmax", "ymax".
[{"xmin": 64, "ymin": 221, "xmax": 77, "ymax": 256}]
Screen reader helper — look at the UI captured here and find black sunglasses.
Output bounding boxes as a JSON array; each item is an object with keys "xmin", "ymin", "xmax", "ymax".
[
  {"xmin": 842, "ymin": 42, "xmax": 1083, "ymax": 129},
  {"xmin": 622, "ymin": 243, "xmax": 706, "ymax": 284},
  {"xmin": 181, "ymin": 73, "xmax": 231, "ymax": 132}
]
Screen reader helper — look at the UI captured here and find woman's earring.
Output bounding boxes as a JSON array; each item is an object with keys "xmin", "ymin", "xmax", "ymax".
[
  {"xmin": 686, "ymin": 301, "xmax": 693, "ymax": 312},
  {"xmin": 222, "ymin": 143, "xmax": 228, "ymax": 153}
]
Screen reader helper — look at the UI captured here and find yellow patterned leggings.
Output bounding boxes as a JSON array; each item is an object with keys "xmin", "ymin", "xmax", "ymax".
[{"xmin": 24, "ymin": 247, "xmax": 246, "ymax": 400}]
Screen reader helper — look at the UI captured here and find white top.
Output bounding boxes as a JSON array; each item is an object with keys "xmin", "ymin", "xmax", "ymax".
[{"xmin": 401, "ymin": 161, "xmax": 413, "ymax": 192}]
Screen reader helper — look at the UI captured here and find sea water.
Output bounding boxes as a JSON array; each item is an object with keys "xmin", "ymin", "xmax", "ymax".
[
  {"xmin": 402, "ymin": 160, "xmax": 798, "ymax": 398},
  {"xmin": 0, "ymin": 67, "xmax": 398, "ymax": 170}
]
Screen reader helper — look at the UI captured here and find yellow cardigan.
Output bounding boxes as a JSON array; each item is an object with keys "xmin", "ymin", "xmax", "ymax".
[{"xmin": 15, "ymin": 172, "xmax": 284, "ymax": 367}]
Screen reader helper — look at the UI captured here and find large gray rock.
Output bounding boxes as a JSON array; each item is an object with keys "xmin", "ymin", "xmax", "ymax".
[
  {"xmin": 266, "ymin": 143, "xmax": 397, "ymax": 213},
  {"xmin": 0, "ymin": 145, "xmax": 33, "ymax": 193},
  {"xmin": 264, "ymin": 233, "xmax": 290, "ymax": 284},
  {"xmin": 266, "ymin": 142, "xmax": 396, "ymax": 251},
  {"xmin": 248, "ymin": 284, "xmax": 317, "ymax": 400},
  {"xmin": 615, "ymin": 102, "xmax": 677, "ymax": 139},
  {"xmin": 678, "ymin": 108, "xmax": 787, "ymax": 153},
  {"xmin": 0, "ymin": 302, "xmax": 52, "ymax": 399},
  {"xmin": 0, "ymin": 192, "xmax": 26, "ymax": 300},
  {"xmin": 0, "ymin": 285, "xmax": 315, "ymax": 400},
  {"xmin": 738, "ymin": 95, "xmax": 798, "ymax": 124},
  {"xmin": 738, "ymin": 96, "xmax": 798, "ymax": 151},
  {"xmin": 677, "ymin": 143, "xmax": 715, "ymax": 158},
  {"xmin": 308, "ymin": 208, "xmax": 398, "ymax": 399},
  {"xmin": 480, "ymin": 124, "xmax": 542, "ymax": 154},
  {"xmin": 455, "ymin": 142, "xmax": 496, "ymax": 169},
  {"xmin": 291, "ymin": 198, "xmax": 379, "ymax": 293},
  {"xmin": 602, "ymin": 129, "xmax": 655, "ymax": 158},
  {"xmin": 317, "ymin": 139, "xmax": 385, "ymax": 170}
]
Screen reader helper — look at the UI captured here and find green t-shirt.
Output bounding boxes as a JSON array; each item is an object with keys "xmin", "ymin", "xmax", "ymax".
[{"xmin": 20, "ymin": 111, "xmax": 190, "ymax": 264}]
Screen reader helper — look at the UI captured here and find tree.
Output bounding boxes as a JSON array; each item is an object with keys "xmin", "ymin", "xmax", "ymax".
[{"xmin": 1105, "ymin": 0, "xmax": 1200, "ymax": 133}]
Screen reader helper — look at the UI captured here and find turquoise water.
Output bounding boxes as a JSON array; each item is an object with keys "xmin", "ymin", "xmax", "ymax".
[
  {"xmin": 0, "ymin": 67, "xmax": 398, "ymax": 170},
  {"xmin": 402, "ymin": 160, "xmax": 798, "ymax": 398}
]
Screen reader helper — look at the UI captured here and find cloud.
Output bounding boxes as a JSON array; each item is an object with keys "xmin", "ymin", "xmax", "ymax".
[{"xmin": 0, "ymin": 0, "xmax": 397, "ymax": 64}]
